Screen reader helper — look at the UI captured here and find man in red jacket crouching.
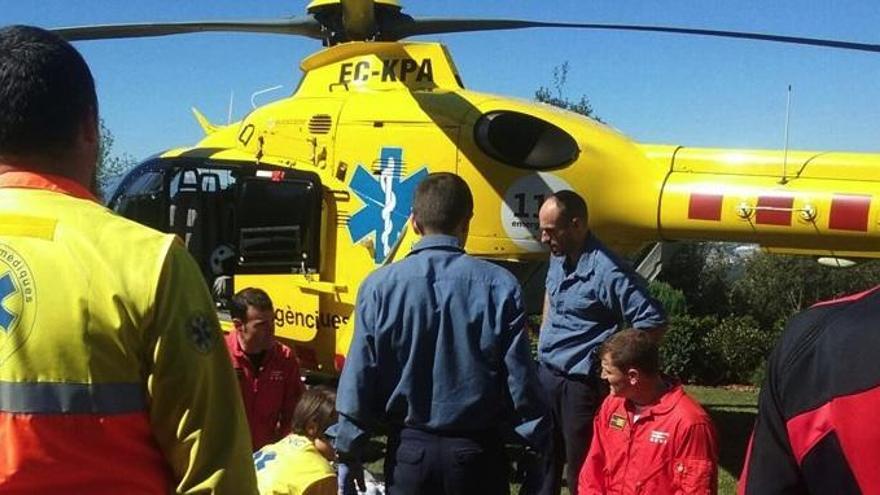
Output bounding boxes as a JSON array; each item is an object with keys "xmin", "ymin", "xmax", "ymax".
[
  {"xmin": 226, "ymin": 287, "xmax": 305, "ymax": 451},
  {"xmin": 579, "ymin": 329, "xmax": 718, "ymax": 495}
]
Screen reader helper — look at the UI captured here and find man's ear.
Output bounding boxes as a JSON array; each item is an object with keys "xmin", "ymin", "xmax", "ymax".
[
  {"xmin": 459, "ymin": 215, "xmax": 471, "ymax": 237},
  {"xmin": 571, "ymin": 216, "xmax": 589, "ymax": 234},
  {"xmin": 232, "ymin": 318, "xmax": 244, "ymax": 331},
  {"xmin": 82, "ymin": 109, "xmax": 99, "ymax": 146},
  {"xmin": 410, "ymin": 215, "xmax": 424, "ymax": 236},
  {"xmin": 626, "ymin": 368, "xmax": 640, "ymax": 386}
]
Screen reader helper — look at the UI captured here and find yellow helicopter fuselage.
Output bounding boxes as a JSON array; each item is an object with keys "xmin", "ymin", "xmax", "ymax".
[{"xmin": 133, "ymin": 41, "xmax": 880, "ymax": 375}]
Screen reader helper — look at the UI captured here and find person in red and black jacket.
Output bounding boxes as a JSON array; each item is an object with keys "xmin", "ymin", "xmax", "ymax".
[{"xmin": 739, "ymin": 286, "xmax": 880, "ymax": 494}]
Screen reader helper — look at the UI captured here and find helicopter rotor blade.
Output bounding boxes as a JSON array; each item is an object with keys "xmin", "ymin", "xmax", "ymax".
[
  {"xmin": 48, "ymin": 15, "xmax": 880, "ymax": 55},
  {"xmin": 383, "ymin": 18, "xmax": 880, "ymax": 54},
  {"xmin": 52, "ymin": 18, "xmax": 324, "ymax": 42}
]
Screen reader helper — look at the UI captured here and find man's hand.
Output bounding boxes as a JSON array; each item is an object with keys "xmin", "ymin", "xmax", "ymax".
[{"xmin": 337, "ymin": 461, "xmax": 365, "ymax": 495}]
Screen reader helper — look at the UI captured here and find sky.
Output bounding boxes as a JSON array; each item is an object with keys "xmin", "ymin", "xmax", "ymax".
[{"xmin": 4, "ymin": 1, "xmax": 880, "ymax": 161}]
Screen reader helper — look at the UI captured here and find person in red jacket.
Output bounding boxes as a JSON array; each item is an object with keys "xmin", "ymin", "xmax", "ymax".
[
  {"xmin": 226, "ymin": 287, "xmax": 305, "ymax": 450},
  {"xmin": 579, "ymin": 329, "xmax": 718, "ymax": 495}
]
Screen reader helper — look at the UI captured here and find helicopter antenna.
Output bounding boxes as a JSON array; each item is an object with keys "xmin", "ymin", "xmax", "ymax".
[
  {"xmin": 780, "ymin": 84, "xmax": 792, "ymax": 185},
  {"xmin": 227, "ymin": 91, "xmax": 235, "ymax": 125},
  {"xmin": 251, "ymin": 85, "xmax": 284, "ymax": 109}
]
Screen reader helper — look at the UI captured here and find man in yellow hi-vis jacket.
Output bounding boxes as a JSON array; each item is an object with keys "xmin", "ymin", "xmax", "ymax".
[{"xmin": 0, "ymin": 25, "xmax": 257, "ymax": 494}]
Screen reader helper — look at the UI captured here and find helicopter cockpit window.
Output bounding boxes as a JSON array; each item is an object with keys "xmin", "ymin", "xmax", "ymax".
[
  {"xmin": 236, "ymin": 176, "xmax": 321, "ymax": 273},
  {"xmin": 474, "ymin": 110, "xmax": 579, "ymax": 169},
  {"xmin": 112, "ymin": 170, "xmax": 165, "ymax": 230},
  {"xmin": 167, "ymin": 167, "xmax": 238, "ymax": 281}
]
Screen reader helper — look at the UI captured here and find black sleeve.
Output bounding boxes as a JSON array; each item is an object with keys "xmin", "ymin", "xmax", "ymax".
[{"xmin": 739, "ymin": 330, "xmax": 804, "ymax": 494}]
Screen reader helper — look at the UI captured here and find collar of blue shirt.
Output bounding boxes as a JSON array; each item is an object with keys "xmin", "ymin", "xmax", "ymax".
[
  {"xmin": 408, "ymin": 234, "xmax": 464, "ymax": 255},
  {"xmin": 559, "ymin": 233, "xmax": 603, "ymax": 276}
]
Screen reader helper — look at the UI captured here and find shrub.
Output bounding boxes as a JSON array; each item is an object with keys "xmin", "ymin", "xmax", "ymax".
[
  {"xmin": 703, "ymin": 315, "xmax": 775, "ymax": 385},
  {"xmin": 659, "ymin": 314, "xmax": 717, "ymax": 383},
  {"xmin": 649, "ymin": 280, "xmax": 687, "ymax": 318},
  {"xmin": 745, "ymin": 318, "xmax": 788, "ymax": 386},
  {"xmin": 526, "ymin": 314, "xmax": 542, "ymax": 359}
]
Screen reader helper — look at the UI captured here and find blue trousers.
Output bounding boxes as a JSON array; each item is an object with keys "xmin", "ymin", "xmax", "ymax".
[{"xmin": 384, "ymin": 427, "xmax": 509, "ymax": 495}]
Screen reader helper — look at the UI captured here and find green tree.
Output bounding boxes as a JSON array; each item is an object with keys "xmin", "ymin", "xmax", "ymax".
[
  {"xmin": 96, "ymin": 119, "xmax": 136, "ymax": 201},
  {"xmin": 663, "ymin": 242, "xmax": 880, "ymax": 327},
  {"xmin": 730, "ymin": 252, "xmax": 880, "ymax": 329},
  {"xmin": 659, "ymin": 242, "xmax": 733, "ymax": 317},
  {"xmin": 659, "ymin": 244, "xmax": 880, "ymax": 385},
  {"xmin": 534, "ymin": 61, "xmax": 602, "ymax": 121}
]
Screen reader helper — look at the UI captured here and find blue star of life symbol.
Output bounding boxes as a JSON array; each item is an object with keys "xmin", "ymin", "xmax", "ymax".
[
  {"xmin": 0, "ymin": 273, "xmax": 17, "ymax": 333},
  {"xmin": 253, "ymin": 450, "xmax": 277, "ymax": 471},
  {"xmin": 348, "ymin": 147, "xmax": 428, "ymax": 263}
]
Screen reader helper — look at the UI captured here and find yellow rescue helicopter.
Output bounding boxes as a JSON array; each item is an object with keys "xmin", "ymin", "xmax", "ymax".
[{"xmin": 51, "ymin": 0, "xmax": 880, "ymax": 376}]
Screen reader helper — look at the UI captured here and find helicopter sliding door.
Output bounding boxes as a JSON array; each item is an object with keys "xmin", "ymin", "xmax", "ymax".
[
  {"xmin": 233, "ymin": 174, "xmax": 321, "ymax": 274},
  {"xmin": 331, "ymin": 117, "xmax": 459, "ymax": 369},
  {"xmin": 334, "ymin": 121, "xmax": 460, "ymax": 264},
  {"xmin": 231, "ymin": 170, "xmax": 327, "ymax": 366}
]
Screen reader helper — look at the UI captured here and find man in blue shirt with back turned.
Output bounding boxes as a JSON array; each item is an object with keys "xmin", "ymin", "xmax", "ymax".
[
  {"xmin": 336, "ymin": 172, "xmax": 550, "ymax": 495},
  {"xmin": 530, "ymin": 190, "xmax": 666, "ymax": 495}
]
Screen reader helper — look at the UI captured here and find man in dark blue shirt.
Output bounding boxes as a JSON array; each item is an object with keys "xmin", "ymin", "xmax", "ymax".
[
  {"xmin": 530, "ymin": 190, "xmax": 666, "ymax": 495},
  {"xmin": 335, "ymin": 172, "xmax": 550, "ymax": 495}
]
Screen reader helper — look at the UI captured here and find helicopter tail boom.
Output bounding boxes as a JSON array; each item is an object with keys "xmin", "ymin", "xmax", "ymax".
[{"xmin": 648, "ymin": 145, "xmax": 880, "ymax": 258}]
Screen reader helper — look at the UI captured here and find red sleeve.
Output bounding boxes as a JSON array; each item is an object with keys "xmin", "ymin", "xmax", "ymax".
[
  {"xmin": 276, "ymin": 351, "xmax": 305, "ymax": 439},
  {"xmin": 672, "ymin": 422, "xmax": 718, "ymax": 495},
  {"xmin": 579, "ymin": 408, "xmax": 608, "ymax": 495}
]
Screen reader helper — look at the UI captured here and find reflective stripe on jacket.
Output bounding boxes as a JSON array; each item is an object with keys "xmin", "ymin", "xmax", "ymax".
[{"xmin": 0, "ymin": 171, "xmax": 257, "ymax": 494}]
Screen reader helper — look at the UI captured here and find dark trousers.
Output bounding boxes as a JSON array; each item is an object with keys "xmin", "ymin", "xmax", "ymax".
[
  {"xmin": 385, "ymin": 427, "xmax": 510, "ymax": 495},
  {"xmin": 523, "ymin": 364, "xmax": 606, "ymax": 495}
]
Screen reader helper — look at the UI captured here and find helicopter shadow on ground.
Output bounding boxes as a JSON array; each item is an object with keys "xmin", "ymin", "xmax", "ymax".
[{"xmin": 705, "ymin": 406, "xmax": 756, "ymax": 480}]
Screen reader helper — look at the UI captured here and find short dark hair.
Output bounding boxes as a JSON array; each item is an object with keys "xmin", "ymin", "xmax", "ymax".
[
  {"xmin": 0, "ymin": 25, "xmax": 98, "ymax": 162},
  {"xmin": 599, "ymin": 328, "xmax": 659, "ymax": 376},
  {"xmin": 230, "ymin": 287, "xmax": 274, "ymax": 321},
  {"xmin": 548, "ymin": 190, "xmax": 588, "ymax": 224},
  {"xmin": 291, "ymin": 386, "xmax": 337, "ymax": 438},
  {"xmin": 411, "ymin": 172, "xmax": 473, "ymax": 234}
]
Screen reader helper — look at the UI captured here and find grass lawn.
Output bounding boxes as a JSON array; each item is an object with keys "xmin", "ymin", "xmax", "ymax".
[
  {"xmin": 363, "ymin": 386, "xmax": 759, "ymax": 495},
  {"xmin": 687, "ymin": 385, "xmax": 759, "ymax": 495}
]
